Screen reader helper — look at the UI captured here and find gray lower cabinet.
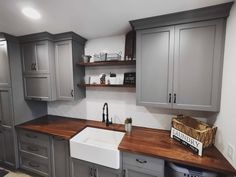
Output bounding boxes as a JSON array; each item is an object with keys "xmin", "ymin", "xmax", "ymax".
[
  {"xmin": 136, "ymin": 19, "xmax": 226, "ymax": 112},
  {"xmin": 54, "ymin": 39, "xmax": 85, "ymax": 101},
  {"xmin": 52, "ymin": 137, "xmax": 70, "ymax": 177},
  {"xmin": 0, "ymin": 88, "xmax": 16, "ymax": 166},
  {"xmin": 123, "ymin": 152, "xmax": 164, "ymax": 177},
  {"xmin": 18, "ymin": 129, "xmax": 52, "ymax": 177},
  {"xmin": 18, "ymin": 129, "xmax": 70, "ymax": 177},
  {"xmin": 0, "ymin": 126, "xmax": 16, "ymax": 166},
  {"xmin": 71, "ymin": 158, "xmax": 122, "ymax": 177},
  {"xmin": 0, "ymin": 40, "xmax": 11, "ymax": 88}
]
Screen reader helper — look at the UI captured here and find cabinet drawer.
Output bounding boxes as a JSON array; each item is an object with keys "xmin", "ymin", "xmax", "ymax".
[
  {"xmin": 20, "ymin": 151, "xmax": 50, "ymax": 177},
  {"xmin": 20, "ymin": 141, "xmax": 49, "ymax": 158},
  {"xmin": 123, "ymin": 152, "xmax": 164, "ymax": 173},
  {"xmin": 18, "ymin": 130, "xmax": 50, "ymax": 147}
]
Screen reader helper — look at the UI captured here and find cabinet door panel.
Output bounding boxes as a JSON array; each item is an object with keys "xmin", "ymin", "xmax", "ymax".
[
  {"xmin": 23, "ymin": 75, "xmax": 51, "ymax": 101},
  {"xmin": 0, "ymin": 89, "xmax": 13, "ymax": 126},
  {"xmin": 53, "ymin": 138, "xmax": 70, "ymax": 177},
  {"xmin": 71, "ymin": 159, "xmax": 93, "ymax": 177},
  {"xmin": 125, "ymin": 169, "xmax": 156, "ymax": 177},
  {"xmin": 0, "ymin": 41, "xmax": 11, "ymax": 88},
  {"xmin": 97, "ymin": 166, "xmax": 122, "ymax": 177},
  {"xmin": 55, "ymin": 41, "xmax": 74, "ymax": 100},
  {"xmin": 173, "ymin": 19, "xmax": 224, "ymax": 111},
  {"xmin": 35, "ymin": 41, "xmax": 49, "ymax": 73},
  {"xmin": 22, "ymin": 43, "xmax": 36, "ymax": 74},
  {"xmin": 136, "ymin": 27, "xmax": 174, "ymax": 108},
  {"xmin": 2, "ymin": 126, "xmax": 15, "ymax": 166}
]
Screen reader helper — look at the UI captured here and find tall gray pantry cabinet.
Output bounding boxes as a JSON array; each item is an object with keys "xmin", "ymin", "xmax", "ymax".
[
  {"xmin": 132, "ymin": 2, "xmax": 233, "ymax": 112},
  {"xmin": 0, "ymin": 33, "xmax": 47, "ymax": 168}
]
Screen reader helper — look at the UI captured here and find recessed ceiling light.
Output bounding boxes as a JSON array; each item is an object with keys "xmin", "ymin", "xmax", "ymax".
[{"xmin": 22, "ymin": 7, "xmax": 41, "ymax": 20}]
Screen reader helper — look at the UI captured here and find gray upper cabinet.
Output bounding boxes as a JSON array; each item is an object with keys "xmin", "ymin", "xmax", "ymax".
[
  {"xmin": 22, "ymin": 41, "xmax": 51, "ymax": 74},
  {"xmin": 20, "ymin": 34, "xmax": 57, "ymax": 101},
  {"xmin": 136, "ymin": 27, "xmax": 174, "ymax": 108},
  {"xmin": 132, "ymin": 2, "xmax": 232, "ymax": 112},
  {"xmin": 0, "ymin": 41, "xmax": 11, "ymax": 88},
  {"xmin": 55, "ymin": 40, "xmax": 74, "ymax": 100},
  {"xmin": 54, "ymin": 33, "xmax": 86, "ymax": 101},
  {"xmin": 173, "ymin": 19, "xmax": 225, "ymax": 111},
  {"xmin": 23, "ymin": 75, "xmax": 53, "ymax": 101}
]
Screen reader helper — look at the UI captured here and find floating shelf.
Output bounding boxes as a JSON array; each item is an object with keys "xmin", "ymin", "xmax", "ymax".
[
  {"xmin": 78, "ymin": 84, "xmax": 135, "ymax": 88},
  {"xmin": 77, "ymin": 60, "xmax": 136, "ymax": 67}
]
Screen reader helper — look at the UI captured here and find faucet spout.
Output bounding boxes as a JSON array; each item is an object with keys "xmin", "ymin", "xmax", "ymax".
[{"xmin": 102, "ymin": 103, "xmax": 111, "ymax": 126}]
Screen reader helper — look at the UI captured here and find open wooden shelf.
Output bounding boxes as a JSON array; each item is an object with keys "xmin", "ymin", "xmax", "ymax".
[
  {"xmin": 78, "ymin": 84, "xmax": 135, "ymax": 88},
  {"xmin": 77, "ymin": 60, "xmax": 136, "ymax": 67}
]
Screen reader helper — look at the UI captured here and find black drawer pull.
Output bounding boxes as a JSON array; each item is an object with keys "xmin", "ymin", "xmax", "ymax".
[
  {"xmin": 27, "ymin": 146, "xmax": 39, "ymax": 152},
  {"xmin": 136, "ymin": 159, "xmax": 147, "ymax": 164},
  {"xmin": 174, "ymin": 93, "xmax": 177, "ymax": 103},
  {"xmin": 29, "ymin": 161, "xmax": 40, "ymax": 168},
  {"xmin": 26, "ymin": 133, "xmax": 37, "ymax": 139}
]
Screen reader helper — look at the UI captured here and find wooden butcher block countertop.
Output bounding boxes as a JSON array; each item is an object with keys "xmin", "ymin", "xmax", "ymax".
[{"xmin": 17, "ymin": 115, "xmax": 236, "ymax": 176}]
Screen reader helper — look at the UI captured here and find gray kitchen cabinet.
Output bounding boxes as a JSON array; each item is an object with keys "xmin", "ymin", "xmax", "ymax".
[
  {"xmin": 55, "ymin": 40, "xmax": 74, "ymax": 100},
  {"xmin": 52, "ymin": 137, "xmax": 70, "ymax": 177},
  {"xmin": 172, "ymin": 19, "xmax": 225, "ymax": 111},
  {"xmin": 136, "ymin": 26, "xmax": 174, "ymax": 108},
  {"xmin": 135, "ymin": 19, "xmax": 226, "ymax": 112},
  {"xmin": 18, "ymin": 129, "xmax": 71, "ymax": 177},
  {"xmin": 132, "ymin": 3, "xmax": 231, "ymax": 112},
  {"xmin": 21, "ymin": 40, "xmax": 52, "ymax": 74},
  {"xmin": 23, "ymin": 74, "xmax": 55, "ymax": 101},
  {"xmin": 71, "ymin": 159, "xmax": 94, "ymax": 177},
  {"xmin": 20, "ymin": 33, "xmax": 57, "ymax": 101},
  {"xmin": 123, "ymin": 152, "xmax": 164, "ymax": 177},
  {"xmin": 1, "ymin": 126, "xmax": 16, "ymax": 166},
  {"xmin": 0, "ymin": 40, "xmax": 11, "ymax": 88},
  {"xmin": 54, "ymin": 33, "xmax": 86, "ymax": 101},
  {"xmin": 0, "ymin": 88, "xmax": 14, "ymax": 126},
  {"xmin": 0, "ymin": 33, "xmax": 47, "ymax": 169},
  {"xmin": 96, "ymin": 165, "xmax": 122, "ymax": 177},
  {"xmin": 71, "ymin": 158, "xmax": 122, "ymax": 177}
]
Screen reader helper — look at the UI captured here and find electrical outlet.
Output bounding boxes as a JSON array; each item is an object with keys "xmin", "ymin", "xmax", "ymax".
[{"xmin": 227, "ymin": 144, "xmax": 234, "ymax": 161}]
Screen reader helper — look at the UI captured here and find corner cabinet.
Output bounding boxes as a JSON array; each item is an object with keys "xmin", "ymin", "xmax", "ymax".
[
  {"xmin": 136, "ymin": 19, "xmax": 226, "ymax": 112},
  {"xmin": 54, "ymin": 37, "xmax": 85, "ymax": 101}
]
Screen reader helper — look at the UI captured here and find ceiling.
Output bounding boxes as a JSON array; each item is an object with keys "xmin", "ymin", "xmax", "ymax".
[{"xmin": 0, "ymin": 0, "xmax": 233, "ymax": 39}]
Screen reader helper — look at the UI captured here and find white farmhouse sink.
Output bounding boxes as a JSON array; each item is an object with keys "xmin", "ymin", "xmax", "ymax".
[{"xmin": 70, "ymin": 127, "xmax": 125, "ymax": 169}]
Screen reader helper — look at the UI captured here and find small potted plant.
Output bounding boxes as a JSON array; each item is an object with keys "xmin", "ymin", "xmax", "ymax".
[{"xmin": 125, "ymin": 118, "xmax": 132, "ymax": 134}]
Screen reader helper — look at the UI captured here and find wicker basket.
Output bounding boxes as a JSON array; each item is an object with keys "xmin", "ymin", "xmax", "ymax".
[{"xmin": 172, "ymin": 116, "xmax": 217, "ymax": 148}]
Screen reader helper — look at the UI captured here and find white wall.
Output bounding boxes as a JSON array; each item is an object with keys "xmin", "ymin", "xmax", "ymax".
[
  {"xmin": 213, "ymin": 3, "xmax": 236, "ymax": 169},
  {"xmin": 48, "ymin": 35, "xmax": 209, "ymax": 129}
]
